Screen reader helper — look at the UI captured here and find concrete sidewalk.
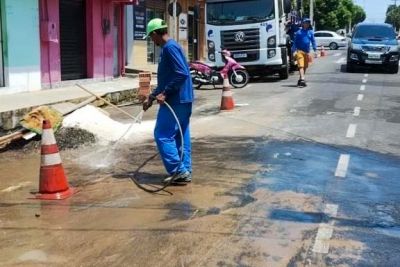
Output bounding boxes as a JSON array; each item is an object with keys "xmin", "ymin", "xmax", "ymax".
[
  {"xmin": 0, "ymin": 77, "xmax": 158, "ymax": 113},
  {"xmin": 0, "ymin": 77, "xmax": 157, "ymax": 130}
]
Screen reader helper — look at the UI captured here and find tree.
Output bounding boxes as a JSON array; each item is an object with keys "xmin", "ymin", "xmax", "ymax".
[
  {"xmin": 386, "ymin": 5, "xmax": 400, "ymax": 31},
  {"xmin": 300, "ymin": 0, "xmax": 366, "ymax": 31},
  {"xmin": 352, "ymin": 5, "xmax": 366, "ymax": 25}
]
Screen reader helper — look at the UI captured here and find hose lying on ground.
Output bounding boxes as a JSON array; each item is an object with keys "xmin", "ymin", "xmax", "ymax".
[{"xmin": 128, "ymin": 101, "xmax": 184, "ymax": 193}]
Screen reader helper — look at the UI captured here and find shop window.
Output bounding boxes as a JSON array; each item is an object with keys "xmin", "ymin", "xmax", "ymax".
[{"xmin": 146, "ymin": 9, "xmax": 165, "ymax": 64}]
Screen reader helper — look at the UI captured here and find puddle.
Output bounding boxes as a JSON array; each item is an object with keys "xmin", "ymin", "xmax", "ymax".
[
  {"xmin": 163, "ymin": 201, "xmax": 197, "ymax": 220},
  {"xmin": 269, "ymin": 209, "xmax": 323, "ymax": 224},
  {"xmin": 375, "ymin": 227, "xmax": 400, "ymax": 239},
  {"xmin": 294, "ymin": 98, "xmax": 351, "ymax": 116}
]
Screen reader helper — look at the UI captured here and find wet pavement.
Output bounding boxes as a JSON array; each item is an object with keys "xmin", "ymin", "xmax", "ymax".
[{"xmin": 1, "ymin": 49, "xmax": 400, "ymax": 266}]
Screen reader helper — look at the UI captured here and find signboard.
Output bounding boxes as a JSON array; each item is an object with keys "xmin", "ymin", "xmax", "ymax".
[
  {"xmin": 133, "ymin": 0, "xmax": 146, "ymax": 40},
  {"xmin": 178, "ymin": 13, "xmax": 187, "ymax": 41}
]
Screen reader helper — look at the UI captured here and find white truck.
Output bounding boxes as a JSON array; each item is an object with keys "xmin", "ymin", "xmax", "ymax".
[{"xmin": 205, "ymin": 0, "xmax": 292, "ymax": 79}]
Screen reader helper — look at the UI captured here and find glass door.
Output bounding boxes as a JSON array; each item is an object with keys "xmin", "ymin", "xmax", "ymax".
[{"xmin": 146, "ymin": 9, "xmax": 165, "ymax": 64}]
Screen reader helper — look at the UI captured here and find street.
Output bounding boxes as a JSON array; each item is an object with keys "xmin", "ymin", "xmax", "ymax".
[{"xmin": 1, "ymin": 49, "xmax": 400, "ymax": 266}]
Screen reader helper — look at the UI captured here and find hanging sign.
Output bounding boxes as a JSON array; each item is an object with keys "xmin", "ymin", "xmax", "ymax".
[
  {"xmin": 133, "ymin": 0, "xmax": 146, "ymax": 40},
  {"xmin": 178, "ymin": 13, "xmax": 188, "ymax": 41}
]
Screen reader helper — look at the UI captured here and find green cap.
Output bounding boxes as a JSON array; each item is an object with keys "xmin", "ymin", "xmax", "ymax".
[{"xmin": 144, "ymin": 18, "xmax": 168, "ymax": 39}]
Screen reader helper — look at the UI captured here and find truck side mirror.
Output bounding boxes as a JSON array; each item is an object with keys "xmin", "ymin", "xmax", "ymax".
[{"xmin": 284, "ymin": 0, "xmax": 292, "ymax": 14}]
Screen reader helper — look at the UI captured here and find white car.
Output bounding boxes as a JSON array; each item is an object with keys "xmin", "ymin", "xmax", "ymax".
[{"xmin": 314, "ymin": 31, "xmax": 347, "ymax": 50}]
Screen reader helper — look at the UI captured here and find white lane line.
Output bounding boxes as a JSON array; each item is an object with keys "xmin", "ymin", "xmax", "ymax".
[
  {"xmin": 362, "ymin": 79, "xmax": 367, "ymax": 83},
  {"xmin": 360, "ymin": 85, "xmax": 366, "ymax": 91},
  {"xmin": 364, "ymin": 74, "xmax": 369, "ymax": 78},
  {"xmin": 312, "ymin": 204, "xmax": 339, "ymax": 254},
  {"xmin": 333, "ymin": 53, "xmax": 341, "ymax": 57},
  {"xmin": 335, "ymin": 57, "xmax": 346, "ymax": 64},
  {"xmin": 346, "ymin": 124, "xmax": 357, "ymax": 138},
  {"xmin": 324, "ymin": 204, "xmax": 339, "ymax": 218},
  {"xmin": 354, "ymin": 107, "xmax": 361, "ymax": 116},
  {"xmin": 357, "ymin": 94, "xmax": 364, "ymax": 101},
  {"xmin": 235, "ymin": 103, "xmax": 250, "ymax": 107},
  {"xmin": 335, "ymin": 154, "xmax": 350, "ymax": 178}
]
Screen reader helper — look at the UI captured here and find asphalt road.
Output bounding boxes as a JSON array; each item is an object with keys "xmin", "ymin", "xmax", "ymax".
[{"xmin": 1, "ymin": 50, "xmax": 400, "ymax": 266}]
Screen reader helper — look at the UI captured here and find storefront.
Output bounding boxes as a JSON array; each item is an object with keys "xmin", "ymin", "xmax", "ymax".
[
  {"xmin": 127, "ymin": 0, "xmax": 206, "ymax": 71},
  {"xmin": 39, "ymin": 0, "xmax": 134, "ymax": 88}
]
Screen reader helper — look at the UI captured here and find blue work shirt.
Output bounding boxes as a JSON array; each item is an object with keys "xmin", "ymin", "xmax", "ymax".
[
  {"xmin": 151, "ymin": 39, "xmax": 194, "ymax": 105},
  {"xmin": 292, "ymin": 28, "xmax": 317, "ymax": 53}
]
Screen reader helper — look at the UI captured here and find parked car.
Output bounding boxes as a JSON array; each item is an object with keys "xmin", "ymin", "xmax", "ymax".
[
  {"xmin": 314, "ymin": 31, "xmax": 347, "ymax": 50},
  {"xmin": 347, "ymin": 23, "xmax": 399, "ymax": 74}
]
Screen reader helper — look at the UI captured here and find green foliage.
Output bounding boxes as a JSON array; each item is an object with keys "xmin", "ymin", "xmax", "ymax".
[
  {"xmin": 385, "ymin": 5, "xmax": 400, "ymax": 30},
  {"xmin": 301, "ymin": 0, "xmax": 366, "ymax": 31}
]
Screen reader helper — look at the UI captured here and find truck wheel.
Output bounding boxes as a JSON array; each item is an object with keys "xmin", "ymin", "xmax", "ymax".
[
  {"xmin": 279, "ymin": 49, "xmax": 290, "ymax": 80},
  {"xmin": 279, "ymin": 65, "xmax": 289, "ymax": 79}
]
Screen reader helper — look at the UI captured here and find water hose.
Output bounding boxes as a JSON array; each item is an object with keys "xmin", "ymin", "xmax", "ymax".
[
  {"xmin": 129, "ymin": 101, "xmax": 184, "ymax": 193},
  {"xmin": 76, "ymin": 84, "xmax": 184, "ymax": 193}
]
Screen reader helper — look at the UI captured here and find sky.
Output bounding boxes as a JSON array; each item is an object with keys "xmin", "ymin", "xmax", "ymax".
[{"xmin": 354, "ymin": 0, "xmax": 394, "ymax": 22}]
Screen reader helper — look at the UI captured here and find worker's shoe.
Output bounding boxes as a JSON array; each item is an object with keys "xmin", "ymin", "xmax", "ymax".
[{"xmin": 163, "ymin": 171, "xmax": 192, "ymax": 185}]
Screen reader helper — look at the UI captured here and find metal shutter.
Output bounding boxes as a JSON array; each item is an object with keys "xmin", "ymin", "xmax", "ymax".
[
  {"xmin": 146, "ymin": 0, "xmax": 166, "ymax": 10},
  {"xmin": 59, "ymin": 0, "xmax": 87, "ymax": 81}
]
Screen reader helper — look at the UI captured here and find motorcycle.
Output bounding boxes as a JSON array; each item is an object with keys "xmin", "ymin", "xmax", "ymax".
[{"xmin": 189, "ymin": 49, "xmax": 249, "ymax": 89}]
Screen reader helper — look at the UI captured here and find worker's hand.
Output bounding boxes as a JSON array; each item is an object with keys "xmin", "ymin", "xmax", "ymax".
[
  {"xmin": 155, "ymin": 93, "xmax": 166, "ymax": 105},
  {"xmin": 142, "ymin": 96, "xmax": 154, "ymax": 112}
]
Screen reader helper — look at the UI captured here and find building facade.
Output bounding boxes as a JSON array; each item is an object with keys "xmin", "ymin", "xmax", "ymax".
[
  {"xmin": 0, "ymin": 0, "xmax": 205, "ymax": 96},
  {"xmin": 0, "ymin": 0, "xmax": 134, "ymax": 96},
  {"xmin": 126, "ymin": 0, "xmax": 206, "ymax": 71},
  {"xmin": 0, "ymin": 0, "xmax": 42, "ymax": 95}
]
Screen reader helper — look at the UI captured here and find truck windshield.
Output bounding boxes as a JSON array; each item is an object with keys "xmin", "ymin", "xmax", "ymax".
[
  {"xmin": 353, "ymin": 25, "xmax": 396, "ymax": 40},
  {"xmin": 207, "ymin": 0, "xmax": 275, "ymax": 25}
]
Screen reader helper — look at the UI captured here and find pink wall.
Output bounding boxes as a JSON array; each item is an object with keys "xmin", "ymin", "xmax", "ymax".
[
  {"xmin": 40, "ymin": 0, "xmax": 118, "ymax": 87},
  {"xmin": 39, "ymin": 0, "xmax": 61, "ymax": 86},
  {"xmin": 86, "ymin": 0, "xmax": 115, "ymax": 79}
]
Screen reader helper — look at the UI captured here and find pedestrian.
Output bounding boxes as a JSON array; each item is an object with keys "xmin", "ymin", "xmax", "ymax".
[
  {"xmin": 142, "ymin": 18, "xmax": 194, "ymax": 185},
  {"xmin": 292, "ymin": 18, "xmax": 317, "ymax": 88}
]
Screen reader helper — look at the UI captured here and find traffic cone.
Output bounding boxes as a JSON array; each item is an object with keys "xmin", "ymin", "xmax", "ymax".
[
  {"xmin": 220, "ymin": 75, "xmax": 235, "ymax": 111},
  {"xmin": 35, "ymin": 120, "xmax": 74, "ymax": 200},
  {"xmin": 320, "ymin": 46, "xmax": 327, "ymax": 57}
]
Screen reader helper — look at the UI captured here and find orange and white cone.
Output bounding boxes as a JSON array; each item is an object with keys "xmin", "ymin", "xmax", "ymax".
[
  {"xmin": 220, "ymin": 75, "xmax": 235, "ymax": 111},
  {"xmin": 35, "ymin": 120, "xmax": 74, "ymax": 200}
]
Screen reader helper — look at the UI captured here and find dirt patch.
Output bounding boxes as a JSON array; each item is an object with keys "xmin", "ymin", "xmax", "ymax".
[{"xmin": 1, "ymin": 127, "xmax": 96, "ymax": 153}]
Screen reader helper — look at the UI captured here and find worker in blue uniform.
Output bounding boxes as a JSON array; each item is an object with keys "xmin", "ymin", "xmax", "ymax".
[{"xmin": 143, "ymin": 18, "xmax": 194, "ymax": 185}]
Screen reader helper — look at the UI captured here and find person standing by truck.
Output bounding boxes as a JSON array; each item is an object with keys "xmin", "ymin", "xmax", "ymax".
[{"xmin": 292, "ymin": 18, "xmax": 317, "ymax": 88}]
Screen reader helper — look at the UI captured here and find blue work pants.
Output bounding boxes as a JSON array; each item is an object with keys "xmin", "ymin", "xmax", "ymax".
[{"xmin": 154, "ymin": 103, "xmax": 192, "ymax": 175}]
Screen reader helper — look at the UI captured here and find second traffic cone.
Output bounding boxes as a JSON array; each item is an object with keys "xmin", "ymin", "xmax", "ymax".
[
  {"xmin": 220, "ymin": 75, "xmax": 235, "ymax": 111},
  {"xmin": 35, "ymin": 120, "xmax": 74, "ymax": 200},
  {"xmin": 320, "ymin": 46, "xmax": 327, "ymax": 57}
]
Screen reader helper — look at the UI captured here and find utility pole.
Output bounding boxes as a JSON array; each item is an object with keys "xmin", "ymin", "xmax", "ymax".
[
  {"xmin": 310, "ymin": 0, "xmax": 314, "ymax": 24},
  {"xmin": 392, "ymin": 0, "xmax": 398, "ymax": 6}
]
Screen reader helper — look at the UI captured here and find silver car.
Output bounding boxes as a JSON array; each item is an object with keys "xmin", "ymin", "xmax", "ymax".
[{"xmin": 314, "ymin": 31, "xmax": 347, "ymax": 50}]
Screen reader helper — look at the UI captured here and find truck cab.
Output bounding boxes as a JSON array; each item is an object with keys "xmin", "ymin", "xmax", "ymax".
[{"xmin": 205, "ymin": 0, "xmax": 292, "ymax": 79}]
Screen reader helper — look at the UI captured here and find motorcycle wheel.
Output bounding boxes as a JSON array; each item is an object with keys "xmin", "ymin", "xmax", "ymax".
[
  {"xmin": 191, "ymin": 71, "xmax": 203, "ymax": 89},
  {"xmin": 229, "ymin": 69, "xmax": 249, "ymax": 88}
]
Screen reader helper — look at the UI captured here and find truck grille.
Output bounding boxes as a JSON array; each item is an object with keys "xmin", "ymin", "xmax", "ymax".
[{"xmin": 221, "ymin": 29, "xmax": 260, "ymax": 62}]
